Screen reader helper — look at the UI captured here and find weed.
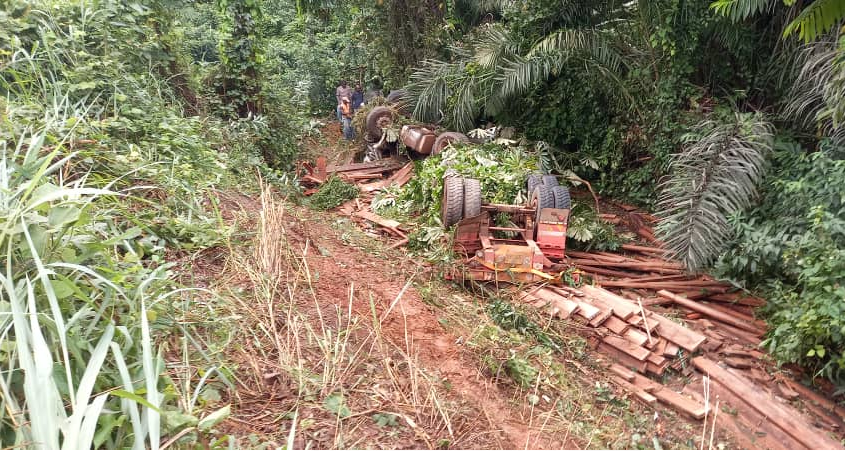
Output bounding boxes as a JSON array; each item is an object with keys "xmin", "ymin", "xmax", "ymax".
[{"xmin": 307, "ymin": 176, "xmax": 359, "ymax": 211}]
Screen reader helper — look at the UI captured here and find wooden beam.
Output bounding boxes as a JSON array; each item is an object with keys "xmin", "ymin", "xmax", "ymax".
[
  {"xmin": 657, "ymin": 290, "xmax": 762, "ymax": 334},
  {"xmin": 692, "ymin": 357, "xmax": 843, "ymax": 450}
]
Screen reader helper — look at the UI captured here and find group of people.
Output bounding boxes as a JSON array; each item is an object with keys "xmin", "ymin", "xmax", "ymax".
[{"xmin": 335, "ymin": 80, "xmax": 364, "ymax": 140}]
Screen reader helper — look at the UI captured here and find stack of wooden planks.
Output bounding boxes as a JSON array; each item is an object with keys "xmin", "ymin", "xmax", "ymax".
[
  {"xmin": 521, "ymin": 283, "xmax": 709, "ymax": 419},
  {"xmin": 519, "ymin": 282, "xmax": 845, "ymax": 449}
]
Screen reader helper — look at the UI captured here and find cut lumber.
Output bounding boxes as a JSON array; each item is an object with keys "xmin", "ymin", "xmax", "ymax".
[
  {"xmin": 657, "ymin": 290, "xmax": 763, "ymax": 334},
  {"xmin": 707, "ymin": 292, "xmax": 767, "ymax": 307},
  {"xmin": 780, "ymin": 378, "xmax": 845, "ymax": 422},
  {"xmin": 602, "ymin": 334, "xmax": 651, "ymax": 361},
  {"xmin": 624, "ymin": 328, "xmax": 651, "ymax": 348},
  {"xmin": 702, "ymin": 301, "xmax": 767, "ymax": 329},
  {"xmin": 627, "ymin": 313, "xmax": 661, "ymax": 333},
  {"xmin": 620, "ymin": 243, "xmax": 669, "ymax": 255},
  {"xmin": 631, "ymin": 373, "xmax": 707, "ymax": 419},
  {"xmin": 610, "ymin": 363, "xmax": 637, "ymax": 382},
  {"xmin": 579, "ymin": 285, "xmax": 637, "ymax": 319},
  {"xmin": 574, "ymin": 300, "xmax": 602, "ymax": 321},
  {"xmin": 646, "ymin": 359, "xmax": 670, "ymax": 376},
  {"xmin": 530, "ymin": 288, "xmax": 580, "ymax": 319},
  {"xmin": 724, "ymin": 357, "xmax": 753, "ymax": 369},
  {"xmin": 603, "ymin": 315, "xmax": 631, "ymax": 335},
  {"xmin": 613, "ymin": 376, "xmax": 658, "ymax": 406},
  {"xmin": 325, "ymin": 157, "xmax": 405, "ymax": 174},
  {"xmin": 663, "ymin": 342, "xmax": 680, "ymax": 358},
  {"xmin": 646, "ymin": 311, "xmax": 707, "ymax": 353},
  {"xmin": 588, "ymin": 308, "xmax": 613, "ymax": 327},
  {"xmin": 576, "ymin": 265, "xmax": 644, "ymax": 278},
  {"xmin": 692, "ymin": 357, "xmax": 843, "ymax": 450},
  {"xmin": 597, "ymin": 342, "xmax": 648, "ymax": 373}
]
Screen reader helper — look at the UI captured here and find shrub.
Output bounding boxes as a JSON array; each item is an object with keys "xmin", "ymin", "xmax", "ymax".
[{"xmin": 716, "ymin": 139, "xmax": 845, "ymax": 382}]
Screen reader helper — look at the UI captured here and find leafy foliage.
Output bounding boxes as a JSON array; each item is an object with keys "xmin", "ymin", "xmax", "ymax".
[
  {"xmin": 308, "ymin": 176, "xmax": 359, "ymax": 210},
  {"xmin": 656, "ymin": 112, "xmax": 774, "ymax": 271},
  {"xmin": 716, "ymin": 140, "xmax": 845, "ymax": 382}
]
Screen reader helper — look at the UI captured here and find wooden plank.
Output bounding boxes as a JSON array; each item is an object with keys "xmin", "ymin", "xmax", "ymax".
[
  {"xmin": 623, "ymin": 328, "xmax": 650, "ymax": 348},
  {"xmin": 588, "ymin": 308, "xmax": 613, "ymax": 327},
  {"xmin": 531, "ymin": 288, "xmax": 584, "ymax": 319},
  {"xmin": 707, "ymin": 292, "xmax": 767, "ymax": 307},
  {"xmin": 620, "ymin": 243, "xmax": 669, "ymax": 256},
  {"xmin": 325, "ymin": 157, "xmax": 405, "ymax": 173},
  {"xmin": 597, "ymin": 342, "xmax": 648, "ymax": 373},
  {"xmin": 663, "ymin": 342, "xmax": 680, "ymax": 358},
  {"xmin": 549, "ymin": 298, "xmax": 579, "ymax": 320},
  {"xmin": 646, "ymin": 311, "xmax": 707, "ymax": 353},
  {"xmin": 603, "ymin": 315, "xmax": 631, "ymax": 335},
  {"xmin": 610, "ymin": 363, "xmax": 637, "ymax": 382},
  {"xmin": 602, "ymin": 334, "xmax": 651, "ymax": 361},
  {"xmin": 631, "ymin": 373, "xmax": 707, "ymax": 419},
  {"xmin": 612, "ymin": 376, "xmax": 658, "ymax": 405},
  {"xmin": 579, "ymin": 285, "xmax": 637, "ymax": 319},
  {"xmin": 693, "ymin": 357, "xmax": 844, "ymax": 450},
  {"xmin": 657, "ymin": 290, "xmax": 762, "ymax": 334}
]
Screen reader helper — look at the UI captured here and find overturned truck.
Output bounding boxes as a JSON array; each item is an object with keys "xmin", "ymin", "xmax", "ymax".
[
  {"xmin": 364, "ymin": 91, "xmax": 470, "ymax": 160},
  {"xmin": 441, "ymin": 171, "xmax": 576, "ymax": 284}
]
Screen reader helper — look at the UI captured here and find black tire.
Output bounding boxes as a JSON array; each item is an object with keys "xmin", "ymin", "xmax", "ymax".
[
  {"xmin": 441, "ymin": 176, "xmax": 464, "ymax": 228},
  {"xmin": 551, "ymin": 185, "xmax": 571, "ymax": 210},
  {"xmin": 542, "ymin": 174, "xmax": 558, "ymax": 187},
  {"xmin": 526, "ymin": 172, "xmax": 543, "ymax": 195},
  {"xmin": 432, "ymin": 132, "xmax": 469, "ymax": 155},
  {"xmin": 463, "ymin": 178, "xmax": 482, "ymax": 218},
  {"xmin": 530, "ymin": 185, "xmax": 554, "ymax": 211},
  {"xmin": 366, "ymin": 106, "xmax": 396, "ymax": 139}
]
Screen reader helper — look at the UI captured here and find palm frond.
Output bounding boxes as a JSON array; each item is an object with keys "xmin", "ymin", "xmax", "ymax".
[
  {"xmin": 710, "ymin": 0, "xmax": 779, "ymax": 21},
  {"xmin": 496, "ymin": 28, "xmax": 623, "ymax": 100},
  {"xmin": 656, "ymin": 113, "xmax": 774, "ymax": 271},
  {"xmin": 406, "ymin": 59, "xmax": 460, "ymax": 123},
  {"xmin": 472, "ymin": 24, "xmax": 521, "ymax": 70},
  {"xmin": 783, "ymin": 0, "xmax": 845, "ymax": 42},
  {"xmin": 784, "ymin": 35, "xmax": 845, "ymax": 142}
]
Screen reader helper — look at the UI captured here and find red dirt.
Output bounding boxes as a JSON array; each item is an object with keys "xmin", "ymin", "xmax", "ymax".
[{"xmin": 278, "ymin": 207, "xmax": 570, "ymax": 449}]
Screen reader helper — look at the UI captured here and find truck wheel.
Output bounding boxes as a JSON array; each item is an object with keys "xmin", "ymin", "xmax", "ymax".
[
  {"xmin": 527, "ymin": 172, "xmax": 543, "ymax": 195},
  {"xmin": 463, "ymin": 178, "xmax": 482, "ymax": 218},
  {"xmin": 551, "ymin": 186, "xmax": 571, "ymax": 210},
  {"xmin": 366, "ymin": 106, "xmax": 395, "ymax": 139},
  {"xmin": 441, "ymin": 175, "xmax": 464, "ymax": 228},
  {"xmin": 530, "ymin": 184, "xmax": 554, "ymax": 211},
  {"xmin": 432, "ymin": 132, "xmax": 469, "ymax": 155},
  {"xmin": 542, "ymin": 174, "xmax": 558, "ymax": 186}
]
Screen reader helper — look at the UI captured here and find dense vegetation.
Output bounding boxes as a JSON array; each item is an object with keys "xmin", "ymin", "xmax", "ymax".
[{"xmin": 1, "ymin": 0, "xmax": 844, "ymax": 448}]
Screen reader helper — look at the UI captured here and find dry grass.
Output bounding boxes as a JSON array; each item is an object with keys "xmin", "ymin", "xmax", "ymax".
[{"xmin": 204, "ymin": 184, "xmax": 498, "ymax": 449}]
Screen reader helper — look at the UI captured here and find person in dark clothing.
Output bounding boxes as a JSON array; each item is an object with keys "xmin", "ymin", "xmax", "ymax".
[{"xmin": 352, "ymin": 83, "xmax": 364, "ymax": 112}]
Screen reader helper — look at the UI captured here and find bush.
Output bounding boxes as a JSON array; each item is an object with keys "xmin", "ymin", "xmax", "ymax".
[{"xmin": 716, "ymin": 140, "xmax": 845, "ymax": 382}]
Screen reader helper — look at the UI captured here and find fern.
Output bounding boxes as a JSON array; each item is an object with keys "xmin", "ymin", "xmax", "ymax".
[{"xmin": 656, "ymin": 113, "xmax": 774, "ymax": 271}]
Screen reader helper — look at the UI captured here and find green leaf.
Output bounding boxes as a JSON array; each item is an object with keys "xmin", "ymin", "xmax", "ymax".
[
  {"xmin": 111, "ymin": 389, "xmax": 163, "ymax": 413},
  {"xmin": 50, "ymin": 279, "xmax": 75, "ymax": 300},
  {"xmin": 198, "ymin": 405, "xmax": 230, "ymax": 432},
  {"xmin": 323, "ymin": 393, "xmax": 351, "ymax": 418}
]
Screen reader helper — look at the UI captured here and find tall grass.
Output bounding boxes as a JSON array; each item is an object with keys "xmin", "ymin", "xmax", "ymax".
[{"xmin": 0, "ymin": 124, "xmax": 166, "ymax": 449}]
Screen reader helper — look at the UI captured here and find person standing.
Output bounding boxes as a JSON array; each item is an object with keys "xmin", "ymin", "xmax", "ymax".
[
  {"xmin": 335, "ymin": 80, "xmax": 351, "ymax": 122},
  {"xmin": 352, "ymin": 83, "xmax": 364, "ymax": 113},
  {"xmin": 340, "ymin": 97, "xmax": 354, "ymax": 140}
]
